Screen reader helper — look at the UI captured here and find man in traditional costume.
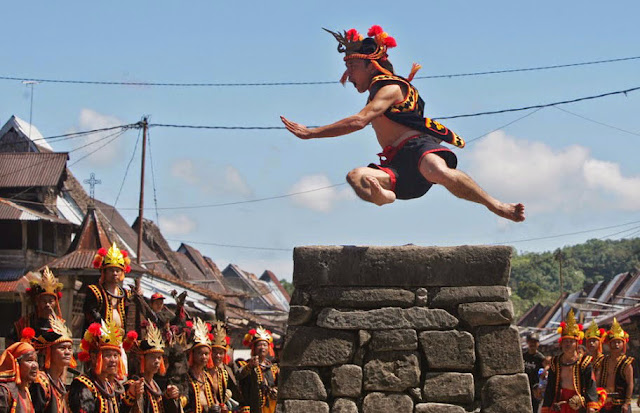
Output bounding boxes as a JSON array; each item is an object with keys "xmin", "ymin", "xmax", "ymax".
[
  {"xmin": 68, "ymin": 320, "xmax": 141, "ymax": 413},
  {"xmin": 122, "ymin": 321, "xmax": 181, "ymax": 413},
  {"xmin": 210, "ymin": 322, "xmax": 241, "ymax": 411},
  {"xmin": 584, "ymin": 320, "xmax": 605, "ymax": 375},
  {"xmin": 29, "ymin": 313, "xmax": 77, "ymax": 413},
  {"xmin": 541, "ymin": 310, "xmax": 603, "ymax": 413},
  {"xmin": 11, "ymin": 266, "xmax": 64, "ymax": 344},
  {"xmin": 281, "ymin": 25, "xmax": 525, "ymax": 222},
  {"xmin": 0, "ymin": 330, "xmax": 39, "ymax": 413},
  {"xmin": 597, "ymin": 318, "xmax": 634, "ymax": 413},
  {"xmin": 237, "ymin": 327, "xmax": 278, "ymax": 413},
  {"xmin": 84, "ymin": 243, "xmax": 133, "ymax": 331},
  {"xmin": 183, "ymin": 318, "xmax": 222, "ymax": 413}
]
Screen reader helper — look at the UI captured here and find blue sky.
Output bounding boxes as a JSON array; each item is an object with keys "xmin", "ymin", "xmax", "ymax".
[{"xmin": 2, "ymin": 1, "xmax": 639, "ymax": 280}]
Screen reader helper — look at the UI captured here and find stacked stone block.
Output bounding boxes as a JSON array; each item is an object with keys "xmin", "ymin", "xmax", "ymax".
[{"xmin": 279, "ymin": 246, "xmax": 532, "ymax": 412}]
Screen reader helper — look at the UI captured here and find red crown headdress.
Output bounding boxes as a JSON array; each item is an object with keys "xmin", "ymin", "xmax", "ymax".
[{"xmin": 324, "ymin": 25, "xmax": 421, "ymax": 83}]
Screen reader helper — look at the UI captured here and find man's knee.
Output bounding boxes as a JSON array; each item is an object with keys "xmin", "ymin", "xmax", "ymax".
[
  {"xmin": 420, "ymin": 155, "xmax": 453, "ymax": 185},
  {"xmin": 346, "ymin": 168, "xmax": 367, "ymax": 188}
]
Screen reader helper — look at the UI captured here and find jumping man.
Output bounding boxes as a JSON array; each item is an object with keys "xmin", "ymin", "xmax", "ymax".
[{"xmin": 281, "ymin": 25, "xmax": 525, "ymax": 222}]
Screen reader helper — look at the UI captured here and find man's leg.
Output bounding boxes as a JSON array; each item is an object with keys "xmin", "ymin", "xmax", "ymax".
[
  {"xmin": 346, "ymin": 167, "xmax": 396, "ymax": 206},
  {"xmin": 419, "ymin": 153, "xmax": 525, "ymax": 222}
]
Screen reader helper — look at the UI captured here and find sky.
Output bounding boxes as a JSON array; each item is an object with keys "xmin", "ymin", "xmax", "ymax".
[{"xmin": 1, "ymin": 1, "xmax": 639, "ymax": 281}]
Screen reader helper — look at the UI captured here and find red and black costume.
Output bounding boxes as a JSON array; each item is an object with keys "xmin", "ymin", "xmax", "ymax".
[
  {"xmin": 598, "ymin": 355, "xmax": 634, "ymax": 412},
  {"xmin": 541, "ymin": 354, "xmax": 601, "ymax": 412},
  {"xmin": 326, "ymin": 25, "xmax": 464, "ymax": 200}
]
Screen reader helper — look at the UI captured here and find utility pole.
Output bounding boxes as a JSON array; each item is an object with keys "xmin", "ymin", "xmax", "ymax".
[
  {"xmin": 554, "ymin": 248, "xmax": 565, "ymax": 321},
  {"xmin": 136, "ymin": 117, "xmax": 148, "ymax": 265}
]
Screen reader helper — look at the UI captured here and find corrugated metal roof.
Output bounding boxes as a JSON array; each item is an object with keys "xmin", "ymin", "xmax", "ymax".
[
  {"xmin": 0, "ymin": 199, "xmax": 75, "ymax": 224},
  {"xmin": 0, "ymin": 152, "xmax": 68, "ymax": 188}
]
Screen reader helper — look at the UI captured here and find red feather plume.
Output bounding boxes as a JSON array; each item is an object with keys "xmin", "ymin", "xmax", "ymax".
[
  {"xmin": 88, "ymin": 323, "xmax": 102, "ymax": 337},
  {"xmin": 97, "ymin": 248, "xmax": 107, "ymax": 256},
  {"xmin": 78, "ymin": 351, "xmax": 91, "ymax": 362},
  {"xmin": 21, "ymin": 327, "xmax": 36, "ymax": 341},
  {"xmin": 121, "ymin": 250, "xmax": 128, "ymax": 258},
  {"xmin": 384, "ymin": 37, "xmax": 397, "ymax": 48},
  {"xmin": 367, "ymin": 25, "xmax": 383, "ymax": 36}
]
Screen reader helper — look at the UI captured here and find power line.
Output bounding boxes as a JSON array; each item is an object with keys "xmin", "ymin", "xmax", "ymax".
[
  {"xmin": 489, "ymin": 219, "xmax": 640, "ymax": 245},
  {"xmin": 552, "ymin": 106, "xmax": 640, "ymax": 137},
  {"xmin": 69, "ymin": 129, "xmax": 128, "ymax": 166},
  {"xmin": 1, "ymin": 55, "xmax": 639, "ymax": 87},
  {"xmin": 434, "ymin": 85, "xmax": 640, "ymax": 120},
  {"xmin": 465, "ymin": 107, "xmax": 545, "ymax": 145},
  {"xmin": 168, "ymin": 219, "xmax": 640, "ymax": 254},
  {"xmin": 117, "ymin": 183, "xmax": 348, "ymax": 210},
  {"xmin": 166, "ymin": 239, "xmax": 290, "ymax": 252},
  {"xmin": 146, "ymin": 84, "xmax": 639, "ymax": 130},
  {"xmin": 112, "ymin": 128, "xmax": 142, "ymax": 215},
  {"xmin": 32, "ymin": 123, "xmax": 140, "ymax": 143},
  {"xmin": 147, "ymin": 127, "xmax": 161, "ymax": 225},
  {"xmin": 0, "ymin": 128, "xmax": 129, "ymax": 179}
]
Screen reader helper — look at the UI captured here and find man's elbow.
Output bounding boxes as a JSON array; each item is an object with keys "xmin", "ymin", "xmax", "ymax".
[{"xmin": 349, "ymin": 115, "xmax": 369, "ymax": 130}]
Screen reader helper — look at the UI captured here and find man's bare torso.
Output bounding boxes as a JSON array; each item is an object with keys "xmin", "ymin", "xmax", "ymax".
[{"xmin": 370, "ymin": 83, "xmax": 423, "ymax": 148}]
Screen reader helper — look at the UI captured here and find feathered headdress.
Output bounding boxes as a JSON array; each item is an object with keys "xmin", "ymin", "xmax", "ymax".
[
  {"xmin": 557, "ymin": 309, "xmax": 584, "ymax": 343},
  {"xmin": 78, "ymin": 319, "xmax": 135, "ymax": 379},
  {"xmin": 243, "ymin": 326, "xmax": 274, "ymax": 357},
  {"xmin": 324, "ymin": 25, "xmax": 421, "ymax": 83},
  {"xmin": 31, "ymin": 314, "xmax": 77, "ymax": 369},
  {"xmin": 135, "ymin": 321, "xmax": 166, "ymax": 375},
  {"xmin": 211, "ymin": 321, "xmax": 231, "ymax": 365},
  {"xmin": 93, "ymin": 242, "xmax": 132, "ymax": 276},
  {"xmin": 187, "ymin": 317, "xmax": 214, "ymax": 369},
  {"xmin": 26, "ymin": 266, "xmax": 64, "ymax": 301}
]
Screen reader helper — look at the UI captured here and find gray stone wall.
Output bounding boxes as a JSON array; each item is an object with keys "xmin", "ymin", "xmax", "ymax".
[{"xmin": 279, "ymin": 246, "xmax": 531, "ymax": 413}]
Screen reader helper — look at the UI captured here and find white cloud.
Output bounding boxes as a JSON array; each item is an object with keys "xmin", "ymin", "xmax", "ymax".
[
  {"xmin": 170, "ymin": 159, "xmax": 252, "ymax": 196},
  {"xmin": 288, "ymin": 174, "xmax": 354, "ymax": 212},
  {"xmin": 465, "ymin": 131, "xmax": 640, "ymax": 213},
  {"xmin": 159, "ymin": 214, "xmax": 197, "ymax": 236},
  {"xmin": 74, "ymin": 109, "xmax": 125, "ymax": 164}
]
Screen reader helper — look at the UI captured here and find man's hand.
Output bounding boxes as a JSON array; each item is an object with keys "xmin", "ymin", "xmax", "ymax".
[
  {"xmin": 280, "ymin": 116, "xmax": 313, "ymax": 139},
  {"xmin": 128, "ymin": 378, "xmax": 144, "ymax": 397},
  {"xmin": 165, "ymin": 384, "xmax": 180, "ymax": 399},
  {"xmin": 248, "ymin": 356, "xmax": 260, "ymax": 368}
]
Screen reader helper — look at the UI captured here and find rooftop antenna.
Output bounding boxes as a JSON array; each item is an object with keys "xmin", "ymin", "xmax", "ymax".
[{"xmin": 22, "ymin": 81, "xmax": 39, "ymax": 141}]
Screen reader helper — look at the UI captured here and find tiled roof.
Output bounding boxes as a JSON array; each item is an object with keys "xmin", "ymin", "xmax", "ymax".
[{"xmin": 0, "ymin": 152, "xmax": 68, "ymax": 188}]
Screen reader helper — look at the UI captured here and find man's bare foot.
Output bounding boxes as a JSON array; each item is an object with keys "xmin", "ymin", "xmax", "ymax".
[
  {"xmin": 365, "ymin": 176, "xmax": 396, "ymax": 206},
  {"xmin": 491, "ymin": 202, "xmax": 526, "ymax": 222}
]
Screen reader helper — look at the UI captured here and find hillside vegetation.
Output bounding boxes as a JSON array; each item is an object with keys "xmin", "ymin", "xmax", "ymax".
[{"xmin": 510, "ymin": 238, "xmax": 640, "ymax": 318}]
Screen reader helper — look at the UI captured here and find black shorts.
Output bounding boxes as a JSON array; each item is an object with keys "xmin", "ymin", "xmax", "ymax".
[{"xmin": 369, "ymin": 134, "xmax": 457, "ymax": 200}]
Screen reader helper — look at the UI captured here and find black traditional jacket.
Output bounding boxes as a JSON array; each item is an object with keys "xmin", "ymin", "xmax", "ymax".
[
  {"xmin": 183, "ymin": 371, "xmax": 219, "ymax": 413},
  {"xmin": 368, "ymin": 74, "xmax": 465, "ymax": 148},
  {"xmin": 30, "ymin": 371, "xmax": 68, "ymax": 413},
  {"xmin": 68, "ymin": 374, "xmax": 123, "ymax": 413},
  {"xmin": 237, "ymin": 361, "xmax": 278, "ymax": 413},
  {"xmin": 597, "ymin": 354, "xmax": 635, "ymax": 406},
  {"xmin": 83, "ymin": 284, "xmax": 131, "ymax": 331},
  {"xmin": 542, "ymin": 354, "xmax": 600, "ymax": 412}
]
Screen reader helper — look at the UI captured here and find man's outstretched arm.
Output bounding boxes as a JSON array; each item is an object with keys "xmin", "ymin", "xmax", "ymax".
[{"xmin": 281, "ymin": 84, "xmax": 403, "ymax": 139}]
